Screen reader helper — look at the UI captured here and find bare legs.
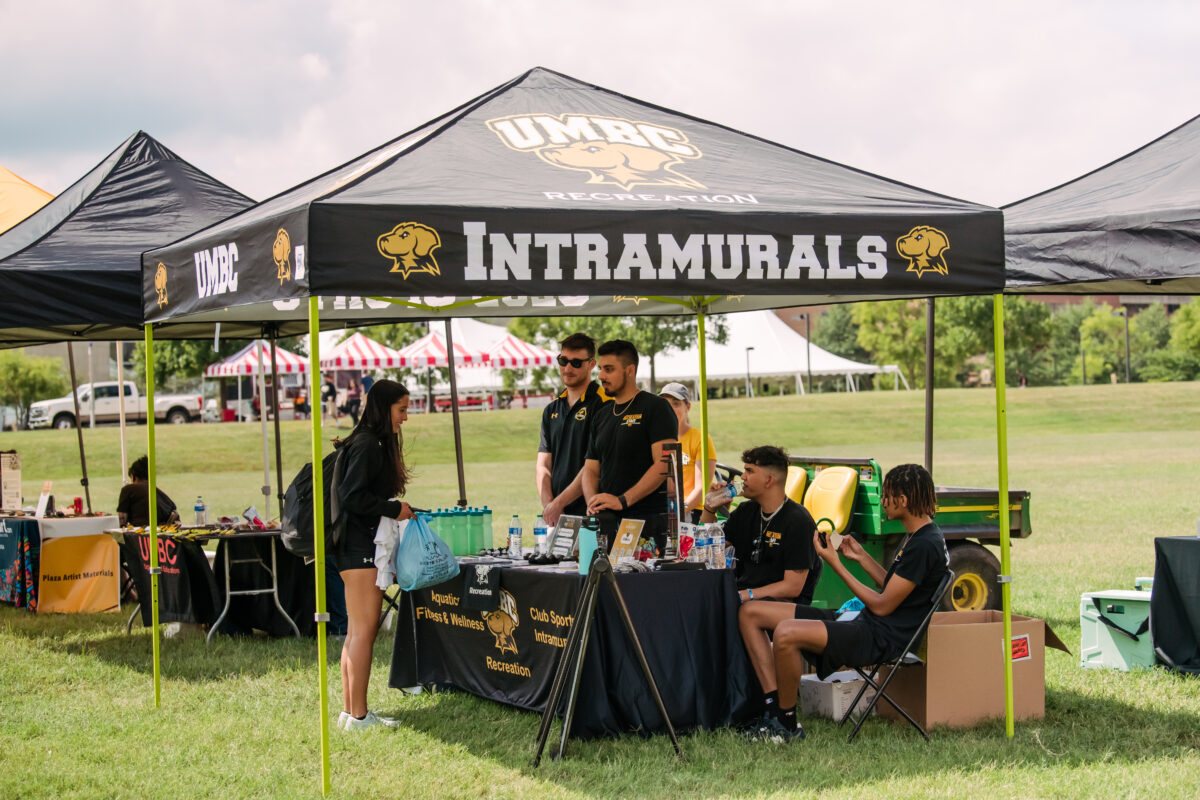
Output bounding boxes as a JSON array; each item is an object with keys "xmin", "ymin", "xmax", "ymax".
[
  {"xmin": 738, "ymin": 600, "xmax": 830, "ymax": 708},
  {"xmin": 340, "ymin": 568, "xmax": 383, "ymax": 718}
]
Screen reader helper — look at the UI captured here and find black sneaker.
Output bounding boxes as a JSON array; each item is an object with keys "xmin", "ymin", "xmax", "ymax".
[{"xmin": 743, "ymin": 715, "xmax": 806, "ymax": 743}]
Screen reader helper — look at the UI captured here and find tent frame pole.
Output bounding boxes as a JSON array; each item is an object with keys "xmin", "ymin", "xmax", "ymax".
[
  {"xmin": 144, "ymin": 325, "xmax": 161, "ymax": 708},
  {"xmin": 925, "ymin": 298, "xmax": 935, "ymax": 474},
  {"xmin": 270, "ymin": 330, "xmax": 285, "ymax": 510},
  {"xmin": 65, "ymin": 343, "xmax": 93, "ymax": 513},
  {"xmin": 993, "ymin": 294, "xmax": 1014, "ymax": 737},
  {"xmin": 443, "ymin": 319, "xmax": 468, "ymax": 507},
  {"xmin": 308, "ymin": 299, "xmax": 332, "ymax": 794},
  {"xmin": 697, "ymin": 306, "xmax": 710, "ymax": 474}
]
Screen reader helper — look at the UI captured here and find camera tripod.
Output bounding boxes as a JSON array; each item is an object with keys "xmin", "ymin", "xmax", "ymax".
[{"xmin": 532, "ymin": 548, "xmax": 683, "ymax": 765}]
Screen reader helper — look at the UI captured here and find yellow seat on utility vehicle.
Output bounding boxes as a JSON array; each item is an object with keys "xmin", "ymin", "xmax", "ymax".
[
  {"xmin": 784, "ymin": 466, "xmax": 808, "ymax": 505},
  {"xmin": 803, "ymin": 466, "xmax": 858, "ymax": 534}
]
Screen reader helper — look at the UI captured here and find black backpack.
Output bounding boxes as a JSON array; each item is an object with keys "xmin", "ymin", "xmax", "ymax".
[{"xmin": 281, "ymin": 448, "xmax": 346, "ymax": 560}]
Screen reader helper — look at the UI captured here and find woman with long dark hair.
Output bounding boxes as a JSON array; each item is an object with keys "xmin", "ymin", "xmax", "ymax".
[{"xmin": 335, "ymin": 378, "xmax": 414, "ymax": 730}]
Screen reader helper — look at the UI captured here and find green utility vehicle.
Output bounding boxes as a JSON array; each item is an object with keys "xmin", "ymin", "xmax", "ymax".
[{"xmin": 719, "ymin": 456, "xmax": 1030, "ymax": 612}]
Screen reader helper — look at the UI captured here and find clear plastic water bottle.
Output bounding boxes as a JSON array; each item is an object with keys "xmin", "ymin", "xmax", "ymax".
[
  {"xmin": 507, "ymin": 514, "xmax": 523, "ymax": 558},
  {"xmin": 709, "ymin": 525, "xmax": 726, "ymax": 570},
  {"xmin": 533, "ymin": 515, "xmax": 548, "ymax": 555},
  {"xmin": 194, "ymin": 495, "xmax": 206, "ymax": 526},
  {"xmin": 704, "ymin": 481, "xmax": 741, "ymax": 511}
]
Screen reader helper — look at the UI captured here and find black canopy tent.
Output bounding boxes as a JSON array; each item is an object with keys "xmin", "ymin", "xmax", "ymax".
[
  {"xmin": 0, "ymin": 131, "xmax": 254, "ymax": 344},
  {"xmin": 1005, "ymin": 112, "xmax": 1200, "ymax": 674},
  {"xmin": 1005, "ymin": 112, "xmax": 1200, "ymax": 294},
  {"xmin": 0, "ymin": 132, "xmax": 255, "ymax": 513},
  {"xmin": 142, "ymin": 67, "xmax": 1010, "ymax": 791}
]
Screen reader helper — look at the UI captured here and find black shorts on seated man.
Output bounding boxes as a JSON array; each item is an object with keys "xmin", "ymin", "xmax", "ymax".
[
  {"xmin": 700, "ymin": 445, "xmax": 820, "ymax": 604},
  {"xmin": 582, "ymin": 339, "xmax": 677, "ymax": 553},
  {"xmin": 736, "ymin": 463, "xmax": 950, "ymax": 743}
]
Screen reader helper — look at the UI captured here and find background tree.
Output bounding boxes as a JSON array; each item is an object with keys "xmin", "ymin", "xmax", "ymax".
[
  {"xmin": 853, "ymin": 300, "xmax": 927, "ymax": 388},
  {"xmin": 132, "ymin": 338, "xmax": 251, "ymax": 389},
  {"xmin": 0, "ymin": 350, "xmax": 67, "ymax": 429},
  {"xmin": 1139, "ymin": 298, "xmax": 1200, "ymax": 382},
  {"xmin": 811, "ymin": 304, "xmax": 869, "ymax": 362},
  {"xmin": 1128, "ymin": 303, "xmax": 1170, "ymax": 380},
  {"xmin": 1078, "ymin": 305, "xmax": 1127, "ymax": 383},
  {"xmin": 1048, "ymin": 300, "xmax": 1095, "ymax": 385}
]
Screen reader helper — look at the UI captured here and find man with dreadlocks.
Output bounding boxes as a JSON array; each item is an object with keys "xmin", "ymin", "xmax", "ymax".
[{"xmin": 738, "ymin": 463, "xmax": 950, "ymax": 743}]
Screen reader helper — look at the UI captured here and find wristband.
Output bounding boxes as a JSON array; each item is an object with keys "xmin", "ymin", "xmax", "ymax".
[
  {"xmin": 747, "ymin": 588, "xmax": 754, "ymax": 599},
  {"xmin": 619, "ymin": 493, "xmax": 628, "ymax": 510}
]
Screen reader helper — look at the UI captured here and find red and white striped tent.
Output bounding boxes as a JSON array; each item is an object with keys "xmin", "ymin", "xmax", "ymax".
[
  {"xmin": 320, "ymin": 332, "xmax": 403, "ymax": 370},
  {"xmin": 484, "ymin": 332, "xmax": 555, "ymax": 368},
  {"xmin": 204, "ymin": 340, "xmax": 307, "ymax": 377},
  {"xmin": 394, "ymin": 318, "xmax": 495, "ymax": 368}
]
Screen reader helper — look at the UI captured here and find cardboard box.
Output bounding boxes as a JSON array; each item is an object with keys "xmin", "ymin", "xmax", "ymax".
[
  {"xmin": 800, "ymin": 669, "xmax": 875, "ymax": 721},
  {"xmin": 878, "ymin": 611, "xmax": 1069, "ymax": 729},
  {"xmin": 0, "ymin": 451, "xmax": 20, "ymax": 510}
]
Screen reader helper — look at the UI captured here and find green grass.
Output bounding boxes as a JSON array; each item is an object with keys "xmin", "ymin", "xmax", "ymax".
[{"xmin": 2, "ymin": 382, "xmax": 1200, "ymax": 798}]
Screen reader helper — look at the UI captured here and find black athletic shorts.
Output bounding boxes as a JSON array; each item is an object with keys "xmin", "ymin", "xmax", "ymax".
[
  {"xmin": 335, "ymin": 525, "xmax": 378, "ymax": 572},
  {"xmin": 793, "ymin": 605, "xmax": 891, "ymax": 680}
]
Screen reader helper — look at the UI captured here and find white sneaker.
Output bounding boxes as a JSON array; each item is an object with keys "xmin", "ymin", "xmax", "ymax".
[
  {"xmin": 337, "ymin": 711, "xmax": 350, "ymax": 729},
  {"xmin": 343, "ymin": 710, "xmax": 399, "ymax": 731}
]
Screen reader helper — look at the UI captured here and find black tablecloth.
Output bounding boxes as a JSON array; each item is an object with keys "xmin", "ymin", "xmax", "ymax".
[
  {"xmin": 212, "ymin": 535, "xmax": 316, "ymax": 637},
  {"xmin": 121, "ymin": 533, "xmax": 221, "ymax": 626},
  {"xmin": 1152, "ymin": 537, "xmax": 1200, "ymax": 674},
  {"xmin": 389, "ymin": 566, "xmax": 759, "ymax": 739}
]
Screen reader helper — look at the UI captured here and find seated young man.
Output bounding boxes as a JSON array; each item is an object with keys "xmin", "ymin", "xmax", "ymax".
[
  {"xmin": 700, "ymin": 445, "xmax": 820, "ymax": 604},
  {"xmin": 737, "ymin": 463, "xmax": 950, "ymax": 743}
]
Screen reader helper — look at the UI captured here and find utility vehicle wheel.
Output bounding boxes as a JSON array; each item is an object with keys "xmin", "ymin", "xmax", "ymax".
[
  {"xmin": 943, "ymin": 542, "xmax": 1001, "ymax": 612},
  {"xmin": 53, "ymin": 413, "xmax": 76, "ymax": 429}
]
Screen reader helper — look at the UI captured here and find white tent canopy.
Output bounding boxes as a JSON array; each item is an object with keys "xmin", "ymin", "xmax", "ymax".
[
  {"xmin": 204, "ymin": 340, "xmax": 307, "ymax": 377},
  {"xmin": 638, "ymin": 310, "xmax": 905, "ymax": 393},
  {"xmin": 321, "ymin": 332, "xmax": 403, "ymax": 370}
]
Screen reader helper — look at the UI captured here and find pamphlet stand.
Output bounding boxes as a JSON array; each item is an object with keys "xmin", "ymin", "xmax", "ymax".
[{"xmin": 532, "ymin": 548, "xmax": 683, "ymax": 765}]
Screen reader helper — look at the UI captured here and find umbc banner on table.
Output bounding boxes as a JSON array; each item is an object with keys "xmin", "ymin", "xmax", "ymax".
[
  {"xmin": 395, "ymin": 570, "xmax": 577, "ymax": 711},
  {"xmin": 120, "ymin": 533, "xmax": 220, "ymax": 625},
  {"xmin": 37, "ymin": 534, "xmax": 120, "ymax": 614}
]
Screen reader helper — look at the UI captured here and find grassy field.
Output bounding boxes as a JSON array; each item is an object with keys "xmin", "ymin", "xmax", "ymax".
[{"xmin": 2, "ymin": 382, "xmax": 1200, "ymax": 798}]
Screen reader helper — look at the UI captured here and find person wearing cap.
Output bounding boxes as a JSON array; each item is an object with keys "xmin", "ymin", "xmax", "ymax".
[
  {"xmin": 659, "ymin": 382, "xmax": 716, "ymax": 523},
  {"xmin": 537, "ymin": 333, "xmax": 610, "ymax": 526}
]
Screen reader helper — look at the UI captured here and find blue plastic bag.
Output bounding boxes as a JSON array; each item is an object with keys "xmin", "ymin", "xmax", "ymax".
[{"xmin": 393, "ymin": 514, "xmax": 460, "ymax": 591}]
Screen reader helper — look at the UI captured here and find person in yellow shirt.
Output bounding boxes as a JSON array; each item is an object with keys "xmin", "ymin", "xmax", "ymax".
[{"xmin": 659, "ymin": 382, "xmax": 715, "ymax": 523}]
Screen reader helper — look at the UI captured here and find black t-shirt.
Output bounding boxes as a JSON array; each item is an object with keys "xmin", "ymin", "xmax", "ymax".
[
  {"xmin": 116, "ymin": 482, "xmax": 177, "ymax": 527},
  {"xmin": 336, "ymin": 432, "xmax": 405, "ymax": 551},
  {"xmin": 724, "ymin": 498, "xmax": 820, "ymax": 603},
  {"xmin": 585, "ymin": 390, "xmax": 677, "ymax": 519},
  {"xmin": 862, "ymin": 522, "xmax": 950, "ymax": 656},
  {"xmin": 538, "ymin": 381, "xmax": 610, "ymax": 517}
]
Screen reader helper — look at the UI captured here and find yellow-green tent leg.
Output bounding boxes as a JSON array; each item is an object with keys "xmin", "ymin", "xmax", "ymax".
[
  {"xmin": 308, "ymin": 298, "xmax": 332, "ymax": 795},
  {"xmin": 697, "ymin": 308, "xmax": 710, "ymax": 472},
  {"xmin": 144, "ymin": 324, "xmax": 162, "ymax": 708},
  {"xmin": 993, "ymin": 294, "xmax": 1014, "ymax": 737}
]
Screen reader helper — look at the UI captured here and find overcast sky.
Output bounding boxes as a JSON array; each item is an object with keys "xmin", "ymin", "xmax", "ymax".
[{"xmin": 2, "ymin": 0, "xmax": 1198, "ymax": 209}]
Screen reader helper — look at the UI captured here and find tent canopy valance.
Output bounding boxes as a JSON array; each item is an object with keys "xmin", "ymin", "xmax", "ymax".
[
  {"xmin": 144, "ymin": 68, "xmax": 1004, "ymax": 326},
  {"xmin": 204, "ymin": 340, "xmax": 306, "ymax": 377}
]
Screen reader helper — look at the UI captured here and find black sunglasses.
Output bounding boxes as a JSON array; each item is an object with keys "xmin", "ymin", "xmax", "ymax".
[{"xmin": 556, "ymin": 355, "xmax": 591, "ymax": 368}]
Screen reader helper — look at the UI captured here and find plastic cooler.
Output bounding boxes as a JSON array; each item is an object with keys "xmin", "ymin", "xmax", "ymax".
[{"xmin": 1080, "ymin": 589, "xmax": 1155, "ymax": 671}]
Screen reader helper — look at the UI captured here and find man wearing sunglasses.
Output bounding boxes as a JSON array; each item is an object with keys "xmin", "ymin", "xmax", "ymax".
[{"xmin": 537, "ymin": 333, "xmax": 610, "ymax": 526}]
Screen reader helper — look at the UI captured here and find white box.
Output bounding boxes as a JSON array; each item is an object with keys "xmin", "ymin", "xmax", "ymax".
[
  {"xmin": 799, "ymin": 669, "xmax": 875, "ymax": 721},
  {"xmin": 0, "ymin": 451, "xmax": 20, "ymax": 510}
]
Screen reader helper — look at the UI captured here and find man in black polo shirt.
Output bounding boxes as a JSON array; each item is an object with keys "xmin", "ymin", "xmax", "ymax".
[
  {"xmin": 700, "ymin": 445, "xmax": 819, "ymax": 604},
  {"xmin": 536, "ymin": 332, "xmax": 610, "ymax": 525},
  {"xmin": 583, "ymin": 339, "xmax": 677, "ymax": 552}
]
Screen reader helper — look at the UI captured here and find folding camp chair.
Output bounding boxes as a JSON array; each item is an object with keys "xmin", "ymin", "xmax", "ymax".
[
  {"xmin": 379, "ymin": 584, "xmax": 401, "ymax": 629},
  {"xmin": 837, "ymin": 570, "xmax": 954, "ymax": 743}
]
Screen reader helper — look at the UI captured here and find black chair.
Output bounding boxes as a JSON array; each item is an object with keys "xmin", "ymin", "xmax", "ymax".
[{"xmin": 837, "ymin": 570, "xmax": 954, "ymax": 743}]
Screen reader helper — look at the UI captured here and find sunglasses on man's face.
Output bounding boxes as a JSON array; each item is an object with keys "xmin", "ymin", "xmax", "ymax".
[{"xmin": 557, "ymin": 355, "xmax": 590, "ymax": 368}]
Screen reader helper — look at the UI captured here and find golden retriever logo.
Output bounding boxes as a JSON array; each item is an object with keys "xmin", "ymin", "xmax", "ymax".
[
  {"xmin": 272, "ymin": 228, "xmax": 292, "ymax": 284},
  {"xmin": 487, "ymin": 113, "xmax": 705, "ymax": 191},
  {"xmin": 483, "ymin": 589, "xmax": 519, "ymax": 655},
  {"xmin": 574, "ymin": 407, "xmax": 588, "ymax": 421},
  {"xmin": 377, "ymin": 222, "xmax": 442, "ymax": 279},
  {"xmin": 154, "ymin": 263, "xmax": 168, "ymax": 308},
  {"xmin": 897, "ymin": 226, "xmax": 950, "ymax": 278}
]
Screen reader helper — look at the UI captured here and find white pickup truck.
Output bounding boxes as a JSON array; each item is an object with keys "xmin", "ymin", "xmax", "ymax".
[{"xmin": 27, "ymin": 381, "xmax": 203, "ymax": 429}]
